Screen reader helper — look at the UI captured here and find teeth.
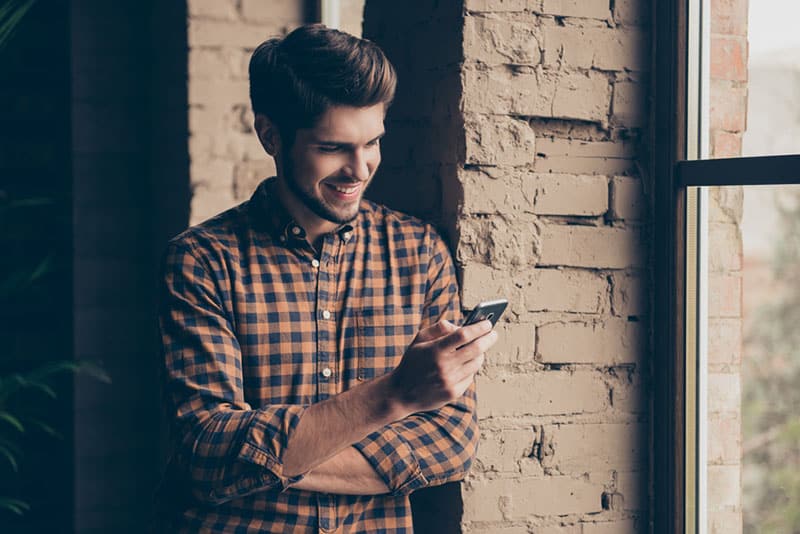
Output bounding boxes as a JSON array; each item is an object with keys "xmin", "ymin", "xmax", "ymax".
[{"xmin": 331, "ymin": 184, "xmax": 358, "ymax": 194}]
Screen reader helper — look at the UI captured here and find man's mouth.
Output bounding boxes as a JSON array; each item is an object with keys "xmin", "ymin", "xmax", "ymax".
[{"xmin": 323, "ymin": 181, "xmax": 362, "ymax": 199}]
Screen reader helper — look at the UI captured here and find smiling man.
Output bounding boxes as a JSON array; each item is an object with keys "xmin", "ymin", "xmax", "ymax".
[{"xmin": 157, "ymin": 25, "xmax": 497, "ymax": 533}]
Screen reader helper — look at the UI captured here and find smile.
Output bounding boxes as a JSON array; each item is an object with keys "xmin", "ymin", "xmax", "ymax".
[{"xmin": 331, "ymin": 184, "xmax": 359, "ymax": 194}]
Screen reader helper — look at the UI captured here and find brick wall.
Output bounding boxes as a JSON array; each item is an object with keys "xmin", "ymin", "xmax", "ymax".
[
  {"xmin": 459, "ymin": 2, "xmax": 651, "ymax": 532},
  {"xmin": 707, "ymin": 0, "xmax": 747, "ymax": 532},
  {"xmin": 186, "ymin": 0, "xmax": 309, "ymax": 224},
  {"xmin": 363, "ymin": 1, "xmax": 652, "ymax": 531}
]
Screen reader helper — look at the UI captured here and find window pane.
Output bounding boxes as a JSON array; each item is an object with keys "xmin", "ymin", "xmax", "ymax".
[
  {"xmin": 703, "ymin": 184, "xmax": 800, "ymax": 533},
  {"xmin": 704, "ymin": 1, "xmax": 800, "ymax": 159}
]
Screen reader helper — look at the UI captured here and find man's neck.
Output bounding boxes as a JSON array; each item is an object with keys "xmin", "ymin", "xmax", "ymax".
[{"xmin": 274, "ymin": 177, "xmax": 337, "ymax": 247}]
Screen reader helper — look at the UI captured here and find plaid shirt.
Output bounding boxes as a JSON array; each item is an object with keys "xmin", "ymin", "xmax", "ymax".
[{"xmin": 158, "ymin": 178, "xmax": 478, "ymax": 533}]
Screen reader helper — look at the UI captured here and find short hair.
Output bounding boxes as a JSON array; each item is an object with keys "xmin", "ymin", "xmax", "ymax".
[{"xmin": 249, "ymin": 24, "xmax": 397, "ymax": 141}]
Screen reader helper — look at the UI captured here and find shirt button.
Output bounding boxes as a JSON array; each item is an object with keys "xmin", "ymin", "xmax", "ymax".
[
  {"xmin": 342, "ymin": 231, "xmax": 352, "ymax": 242},
  {"xmin": 311, "ymin": 259, "xmax": 320, "ymax": 268},
  {"xmin": 321, "ymin": 367, "xmax": 332, "ymax": 378},
  {"xmin": 291, "ymin": 225, "xmax": 302, "ymax": 235},
  {"xmin": 321, "ymin": 309, "xmax": 331, "ymax": 320}
]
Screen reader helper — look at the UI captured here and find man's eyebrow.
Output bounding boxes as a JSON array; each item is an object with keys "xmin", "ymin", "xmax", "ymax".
[{"xmin": 313, "ymin": 132, "xmax": 385, "ymax": 146}]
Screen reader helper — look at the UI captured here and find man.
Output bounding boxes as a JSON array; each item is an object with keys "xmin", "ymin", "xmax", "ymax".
[{"xmin": 158, "ymin": 24, "xmax": 497, "ymax": 533}]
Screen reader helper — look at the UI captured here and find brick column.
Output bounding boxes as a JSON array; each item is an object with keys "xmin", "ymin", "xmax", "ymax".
[
  {"xmin": 186, "ymin": 0, "xmax": 308, "ymax": 224},
  {"xmin": 365, "ymin": 1, "xmax": 652, "ymax": 532},
  {"xmin": 707, "ymin": 0, "xmax": 748, "ymax": 532}
]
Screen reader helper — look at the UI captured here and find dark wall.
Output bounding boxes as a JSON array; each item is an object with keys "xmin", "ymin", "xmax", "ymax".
[
  {"xmin": 0, "ymin": 0, "xmax": 74, "ymax": 531},
  {"xmin": 70, "ymin": 0, "xmax": 188, "ymax": 532}
]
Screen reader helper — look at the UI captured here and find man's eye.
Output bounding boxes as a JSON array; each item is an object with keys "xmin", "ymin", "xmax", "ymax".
[{"xmin": 318, "ymin": 145, "xmax": 340, "ymax": 153}]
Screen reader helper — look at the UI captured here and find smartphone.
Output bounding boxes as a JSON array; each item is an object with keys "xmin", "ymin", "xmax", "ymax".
[{"xmin": 463, "ymin": 298, "xmax": 508, "ymax": 327}]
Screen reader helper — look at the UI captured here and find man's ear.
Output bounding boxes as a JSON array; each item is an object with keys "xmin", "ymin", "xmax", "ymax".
[{"xmin": 254, "ymin": 114, "xmax": 281, "ymax": 156}]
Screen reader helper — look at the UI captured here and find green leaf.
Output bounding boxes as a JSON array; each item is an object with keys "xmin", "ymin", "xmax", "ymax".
[
  {"xmin": 0, "ymin": 441, "xmax": 20, "ymax": 472},
  {"xmin": 24, "ymin": 418, "xmax": 60, "ymax": 439},
  {"xmin": 0, "ymin": 497, "xmax": 30, "ymax": 516},
  {"xmin": 0, "ymin": 0, "xmax": 36, "ymax": 51},
  {"xmin": 0, "ymin": 412, "xmax": 24, "ymax": 433}
]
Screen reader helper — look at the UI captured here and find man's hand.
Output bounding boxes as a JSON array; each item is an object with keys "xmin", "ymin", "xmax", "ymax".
[{"xmin": 387, "ymin": 319, "xmax": 497, "ymax": 413}]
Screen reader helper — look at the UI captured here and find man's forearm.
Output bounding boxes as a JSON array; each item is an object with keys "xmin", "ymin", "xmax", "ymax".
[
  {"xmin": 292, "ymin": 446, "xmax": 389, "ymax": 495},
  {"xmin": 281, "ymin": 373, "xmax": 409, "ymax": 477}
]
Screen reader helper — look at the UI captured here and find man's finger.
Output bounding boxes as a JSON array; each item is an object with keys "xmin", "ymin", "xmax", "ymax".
[
  {"xmin": 415, "ymin": 319, "xmax": 458, "ymax": 343},
  {"xmin": 436, "ymin": 320, "xmax": 493, "ymax": 351}
]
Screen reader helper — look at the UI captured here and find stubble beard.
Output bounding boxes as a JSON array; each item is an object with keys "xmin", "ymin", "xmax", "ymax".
[{"xmin": 282, "ymin": 152, "xmax": 363, "ymax": 225}]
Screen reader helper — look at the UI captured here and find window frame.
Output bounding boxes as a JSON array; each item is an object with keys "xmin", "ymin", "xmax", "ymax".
[{"xmin": 654, "ymin": 1, "xmax": 800, "ymax": 533}]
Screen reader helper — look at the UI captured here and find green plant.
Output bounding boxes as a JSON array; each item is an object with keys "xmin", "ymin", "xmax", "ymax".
[{"xmin": 0, "ymin": 0, "xmax": 110, "ymax": 517}]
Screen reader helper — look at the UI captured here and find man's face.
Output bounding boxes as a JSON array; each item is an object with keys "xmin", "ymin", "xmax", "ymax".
[{"xmin": 280, "ymin": 103, "xmax": 385, "ymax": 227}]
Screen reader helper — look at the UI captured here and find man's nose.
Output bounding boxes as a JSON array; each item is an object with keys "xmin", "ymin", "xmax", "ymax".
[{"xmin": 345, "ymin": 149, "xmax": 371, "ymax": 181}]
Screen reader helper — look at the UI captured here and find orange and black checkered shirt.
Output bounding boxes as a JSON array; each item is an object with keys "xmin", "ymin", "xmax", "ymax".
[{"xmin": 158, "ymin": 178, "xmax": 478, "ymax": 533}]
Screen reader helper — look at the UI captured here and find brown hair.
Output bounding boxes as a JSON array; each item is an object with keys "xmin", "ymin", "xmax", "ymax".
[{"xmin": 249, "ymin": 24, "xmax": 397, "ymax": 141}]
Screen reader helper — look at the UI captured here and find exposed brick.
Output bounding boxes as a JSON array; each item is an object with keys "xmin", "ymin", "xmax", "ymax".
[
  {"xmin": 475, "ymin": 428, "xmax": 534, "ymax": 472},
  {"xmin": 490, "ymin": 322, "xmax": 537, "ymax": 365},
  {"xmin": 538, "ymin": 0, "xmax": 610, "ymax": 19},
  {"xmin": 708, "ymin": 372, "xmax": 741, "ymax": 414},
  {"xmin": 461, "ymin": 168, "xmax": 530, "ymax": 215},
  {"xmin": 709, "ymin": 510, "xmax": 743, "ymax": 534},
  {"xmin": 610, "ymin": 176, "xmax": 646, "ymax": 220},
  {"xmin": 187, "ymin": 0, "xmax": 238, "ymax": 21},
  {"xmin": 708, "ymin": 186, "xmax": 743, "ymax": 224},
  {"xmin": 709, "ymin": 80, "xmax": 747, "ymax": 133},
  {"xmin": 464, "ymin": 68, "xmax": 611, "ymax": 124},
  {"xmin": 709, "ymin": 222, "xmax": 742, "ymax": 273},
  {"xmin": 609, "ymin": 370, "xmax": 646, "ymax": 414},
  {"xmin": 190, "ymin": 181, "xmax": 237, "ymax": 225},
  {"xmin": 476, "ymin": 372, "xmax": 609, "ymax": 418},
  {"xmin": 188, "ymin": 79, "xmax": 249, "ymax": 105},
  {"xmin": 188, "ymin": 19, "xmax": 276, "ymax": 48},
  {"xmin": 465, "ymin": 0, "xmax": 527, "ymax": 12},
  {"xmin": 708, "ymin": 273, "xmax": 742, "ymax": 318},
  {"xmin": 707, "ymin": 318, "xmax": 741, "ymax": 366},
  {"xmin": 507, "ymin": 475, "xmax": 605, "ymax": 517},
  {"xmin": 534, "ymin": 137, "xmax": 638, "ymax": 175},
  {"xmin": 710, "ymin": 0, "xmax": 748, "ymax": 36},
  {"xmin": 612, "ymin": 81, "xmax": 647, "ymax": 128},
  {"xmin": 537, "ymin": 319, "xmax": 644, "ymax": 365},
  {"xmin": 582, "ymin": 519, "xmax": 639, "ymax": 534},
  {"xmin": 530, "ymin": 173, "xmax": 608, "ymax": 216},
  {"xmin": 548, "ymin": 423, "xmax": 646, "ymax": 472},
  {"xmin": 708, "ymin": 413, "xmax": 741, "ymax": 465},
  {"xmin": 465, "ymin": 475, "xmax": 604, "ymax": 520},
  {"xmin": 708, "ymin": 465, "xmax": 742, "ymax": 510},
  {"xmin": 457, "ymin": 216, "xmax": 540, "ymax": 267},
  {"xmin": 189, "ymin": 158, "xmax": 235, "ymax": 186},
  {"xmin": 240, "ymin": 0, "xmax": 305, "ymax": 26},
  {"xmin": 465, "ymin": 114, "xmax": 536, "ymax": 166},
  {"xmin": 538, "ymin": 225, "xmax": 643, "ymax": 269},
  {"xmin": 712, "ymin": 131, "xmax": 742, "ymax": 158},
  {"xmin": 461, "ymin": 263, "xmax": 524, "ymax": 310},
  {"xmin": 613, "ymin": 0, "xmax": 650, "ymax": 26},
  {"xmin": 233, "ymin": 160, "xmax": 275, "ymax": 200},
  {"xmin": 711, "ymin": 36, "xmax": 747, "ymax": 82},
  {"xmin": 463, "ymin": 526, "xmax": 530, "ymax": 534},
  {"xmin": 616, "ymin": 471, "xmax": 646, "ymax": 510},
  {"xmin": 189, "ymin": 48, "xmax": 249, "ymax": 80},
  {"xmin": 464, "ymin": 15, "xmax": 540, "ymax": 66},
  {"xmin": 459, "ymin": 264, "xmax": 607, "ymax": 314},
  {"xmin": 521, "ymin": 268, "xmax": 607, "ymax": 313},
  {"xmin": 542, "ymin": 26, "xmax": 648, "ymax": 71},
  {"xmin": 610, "ymin": 272, "xmax": 648, "ymax": 317}
]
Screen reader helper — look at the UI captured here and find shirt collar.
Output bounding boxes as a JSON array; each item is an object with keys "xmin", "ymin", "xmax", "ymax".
[{"xmin": 249, "ymin": 177, "xmax": 358, "ymax": 247}]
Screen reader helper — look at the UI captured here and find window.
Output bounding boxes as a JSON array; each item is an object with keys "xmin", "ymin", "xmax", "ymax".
[{"xmin": 655, "ymin": 1, "xmax": 800, "ymax": 533}]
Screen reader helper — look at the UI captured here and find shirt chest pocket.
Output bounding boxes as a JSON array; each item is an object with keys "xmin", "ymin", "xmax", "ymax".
[{"xmin": 353, "ymin": 305, "xmax": 420, "ymax": 381}]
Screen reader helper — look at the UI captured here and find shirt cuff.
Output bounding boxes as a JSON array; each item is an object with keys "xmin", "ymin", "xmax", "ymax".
[{"xmin": 353, "ymin": 424, "xmax": 429, "ymax": 496}]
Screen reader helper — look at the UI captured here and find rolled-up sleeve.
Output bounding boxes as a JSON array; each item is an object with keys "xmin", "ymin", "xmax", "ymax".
[
  {"xmin": 353, "ymin": 227, "xmax": 479, "ymax": 495},
  {"xmin": 160, "ymin": 240, "xmax": 307, "ymax": 504}
]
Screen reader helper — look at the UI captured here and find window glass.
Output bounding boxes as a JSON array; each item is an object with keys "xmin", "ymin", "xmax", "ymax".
[
  {"xmin": 705, "ymin": 1, "xmax": 800, "ymax": 159},
  {"xmin": 703, "ymin": 184, "xmax": 800, "ymax": 533}
]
